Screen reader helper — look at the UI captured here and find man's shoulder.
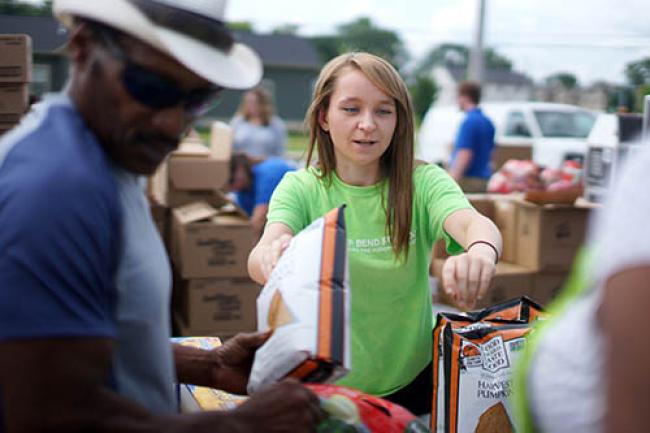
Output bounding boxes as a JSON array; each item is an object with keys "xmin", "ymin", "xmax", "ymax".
[{"xmin": 0, "ymin": 99, "xmax": 118, "ymax": 208}]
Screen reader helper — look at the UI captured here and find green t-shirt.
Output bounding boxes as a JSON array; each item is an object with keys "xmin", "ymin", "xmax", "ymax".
[{"xmin": 266, "ymin": 164, "xmax": 471, "ymax": 395}]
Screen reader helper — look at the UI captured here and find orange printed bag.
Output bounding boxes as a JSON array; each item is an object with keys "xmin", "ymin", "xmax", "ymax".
[{"xmin": 431, "ymin": 297, "xmax": 544, "ymax": 433}]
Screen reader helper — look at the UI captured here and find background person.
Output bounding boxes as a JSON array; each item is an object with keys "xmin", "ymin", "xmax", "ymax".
[
  {"xmin": 448, "ymin": 81, "xmax": 496, "ymax": 192},
  {"xmin": 247, "ymin": 52, "xmax": 502, "ymax": 415},
  {"xmin": 0, "ymin": 1, "xmax": 322, "ymax": 432},
  {"xmin": 229, "ymin": 153, "xmax": 295, "ymax": 238},
  {"xmin": 231, "ymin": 87, "xmax": 287, "ymax": 158}
]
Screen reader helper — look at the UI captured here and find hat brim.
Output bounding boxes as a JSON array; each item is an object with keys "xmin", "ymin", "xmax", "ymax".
[{"xmin": 54, "ymin": 0, "xmax": 263, "ymax": 89}]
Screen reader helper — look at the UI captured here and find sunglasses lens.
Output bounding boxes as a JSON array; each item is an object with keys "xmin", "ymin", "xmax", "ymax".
[
  {"xmin": 184, "ymin": 88, "xmax": 224, "ymax": 116},
  {"xmin": 122, "ymin": 62, "xmax": 184, "ymax": 109}
]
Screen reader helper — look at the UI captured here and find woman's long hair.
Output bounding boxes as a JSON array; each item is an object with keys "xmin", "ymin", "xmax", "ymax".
[
  {"xmin": 305, "ymin": 52, "xmax": 416, "ymax": 259},
  {"xmin": 237, "ymin": 87, "xmax": 275, "ymax": 125}
]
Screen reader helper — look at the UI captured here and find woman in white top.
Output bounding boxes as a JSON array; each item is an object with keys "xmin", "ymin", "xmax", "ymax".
[
  {"xmin": 231, "ymin": 87, "xmax": 287, "ymax": 158},
  {"xmin": 519, "ymin": 144, "xmax": 650, "ymax": 433}
]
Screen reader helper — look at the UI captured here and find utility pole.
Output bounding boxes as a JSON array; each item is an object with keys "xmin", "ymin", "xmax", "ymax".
[{"xmin": 468, "ymin": 0, "xmax": 486, "ymax": 83}]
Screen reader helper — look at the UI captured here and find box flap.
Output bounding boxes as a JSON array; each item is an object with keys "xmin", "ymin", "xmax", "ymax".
[
  {"xmin": 168, "ymin": 157, "xmax": 229, "ymax": 190},
  {"xmin": 173, "ymin": 142, "xmax": 210, "ymax": 158},
  {"xmin": 174, "ymin": 201, "xmax": 218, "ymax": 225},
  {"xmin": 210, "ymin": 121, "xmax": 233, "ymax": 161}
]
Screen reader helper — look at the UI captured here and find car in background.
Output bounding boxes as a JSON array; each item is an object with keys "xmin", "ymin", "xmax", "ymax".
[{"xmin": 416, "ymin": 101, "xmax": 598, "ymax": 169}]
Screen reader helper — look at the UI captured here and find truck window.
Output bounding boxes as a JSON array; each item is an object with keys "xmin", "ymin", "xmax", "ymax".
[{"xmin": 504, "ymin": 111, "xmax": 532, "ymax": 137}]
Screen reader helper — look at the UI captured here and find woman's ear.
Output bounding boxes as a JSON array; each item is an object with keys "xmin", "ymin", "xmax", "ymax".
[{"xmin": 318, "ymin": 108, "xmax": 329, "ymax": 132}]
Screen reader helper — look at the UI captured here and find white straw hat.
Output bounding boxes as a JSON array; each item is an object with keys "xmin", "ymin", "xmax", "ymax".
[{"xmin": 53, "ymin": 0, "xmax": 263, "ymax": 89}]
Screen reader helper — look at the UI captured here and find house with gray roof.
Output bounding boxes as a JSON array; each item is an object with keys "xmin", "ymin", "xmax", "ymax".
[
  {"xmin": 0, "ymin": 14, "xmax": 322, "ymax": 127},
  {"xmin": 433, "ymin": 64, "xmax": 535, "ymax": 107}
]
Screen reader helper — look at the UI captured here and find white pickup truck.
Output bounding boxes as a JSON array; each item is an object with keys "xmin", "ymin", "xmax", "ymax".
[{"xmin": 417, "ymin": 101, "xmax": 598, "ymax": 169}]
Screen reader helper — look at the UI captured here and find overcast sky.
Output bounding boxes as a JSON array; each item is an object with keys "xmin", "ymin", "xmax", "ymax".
[
  {"xmin": 25, "ymin": 0, "xmax": 650, "ymax": 85},
  {"xmin": 228, "ymin": 0, "xmax": 650, "ymax": 86}
]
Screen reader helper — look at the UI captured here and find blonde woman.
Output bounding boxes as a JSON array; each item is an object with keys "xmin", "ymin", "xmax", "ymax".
[
  {"xmin": 231, "ymin": 87, "xmax": 287, "ymax": 157},
  {"xmin": 248, "ymin": 52, "xmax": 502, "ymax": 414}
]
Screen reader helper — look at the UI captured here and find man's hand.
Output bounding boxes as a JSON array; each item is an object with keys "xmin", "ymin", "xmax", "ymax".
[
  {"xmin": 209, "ymin": 331, "xmax": 271, "ymax": 395},
  {"xmin": 231, "ymin": 379, "xmax": 325, "ymax": 433}
]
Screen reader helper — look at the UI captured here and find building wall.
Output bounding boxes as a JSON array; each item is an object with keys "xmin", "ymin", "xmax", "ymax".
[
  {"xmin": 199, "ymin": 66, "xmax": 318, "ymax": 131},
  {"xmin": 483, "ymin": 84, "xmax": 533, "ymax": 102}
]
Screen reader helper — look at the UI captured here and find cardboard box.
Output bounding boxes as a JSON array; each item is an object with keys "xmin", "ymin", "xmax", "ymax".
[
  {"xmin": 492, "ymin": 144, "xmax": 532, "ymax": 172},
  {"xmin": 0, "ymin": 35, "xmax": 32, "ymax": 83},
  {"xmin": 431, "ymin": 194, "xmax": 499, "ymax": 264},
  {"xmin": 514, "ymin": 200, "xmax": 589, "ymax": 271},
  {"xmin": 0, "ymin": 84, "xmax": 29, "ymax": 114},
  {"xmin": 465, "ymin": 193, "xmax": 496, "ymax": 220},
  {"xmin": 532, "ymin": 272, "xmax": 569, "ymax": 305},
  {"xmin": 150, "ymin": 141, "xmax": 231, "ymax": 208},
  {"xmin": 210, "ymin": 121, "xmax": 233, "ymax": 160},
  {"xmin": 173, "ymin": 277, "xmax": 261, "ymax": 333},
  {"xmin": 172, "ymin": 201, "xmax": 254, "ymax": 279},
  {"xmin": 493, "ymin": 198, "xmax": 518, "ymax": 263},
  {"xmin": 0, "ymin": 113, "xmax": 21, "ymax": 129},
  {"xmin": 432, "ymin": 259, "xmax": 535, "ymax": 309}
]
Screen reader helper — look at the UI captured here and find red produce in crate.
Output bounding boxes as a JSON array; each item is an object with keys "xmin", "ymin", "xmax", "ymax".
[{"xmin": 306, "ymin": 384, "xmax": 430, "ymax": 433}]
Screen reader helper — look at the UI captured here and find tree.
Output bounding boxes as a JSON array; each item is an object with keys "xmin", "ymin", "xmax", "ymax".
[
  {"xmin": 335, "ymin": 17, "xmax": 408, "ymax": 69},
  {"xmin": 0, "ymin": 0, "xmax": 52, "ymax": 16},
  {"xmin": 271, "ymin": 24, "xmax": 300, "ymax": 35},
  {"xmin": 625, "ymin": 58, "xmax": 650, "ymax": 86},
  {"xmin": 545, "ymin": 72, "xmax": 579, "ymax": 89},
  {"xmin": 227, "ymin": 21, "xmax": 254, "ymax": 32},
  {"xmin": 309, "ymin": 17, "xmax": 408, "ymax": 70},
  {"xmin": 415, "ymin": 43, "xmax": 512, "ymax": 76},
  {"xmin": 408, "ymin": 73, "xmax": 438, "ymax": 123}
]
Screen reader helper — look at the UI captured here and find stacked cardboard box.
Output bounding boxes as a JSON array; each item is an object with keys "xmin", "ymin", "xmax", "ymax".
[
  {"xmin": 148, "ymin": 124, "xmax": 260, "ymax": 339},
  {"xmin": 0, "ymin": 34, "xmax": 32, "ymax": 135},
  {"xmin": 431, "ymin": 193, "xmax": 594, "ymax": 308}
]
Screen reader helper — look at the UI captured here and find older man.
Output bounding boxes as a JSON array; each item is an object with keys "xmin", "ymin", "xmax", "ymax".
[{"xmin": 0, "ymin": 1, "xmax": 322, "ymax": 432}]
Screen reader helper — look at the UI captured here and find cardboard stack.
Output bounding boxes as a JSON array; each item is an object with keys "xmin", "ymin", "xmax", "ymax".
[
  {"xmin": 0, "ymin": 35, "xmax": 32, "ymax": 136},
  {"xmin": 148, "ymin": 123, "xmax": 260, "ymax": 339},
  {"xmin": 431, "ymin": 193, "xmax": 594, "ymax": 308}
]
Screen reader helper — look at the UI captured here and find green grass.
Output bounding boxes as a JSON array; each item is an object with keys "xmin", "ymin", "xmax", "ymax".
[{"xmin": 287, "ymin": 132, "xmax": 310, "ymax": 158}]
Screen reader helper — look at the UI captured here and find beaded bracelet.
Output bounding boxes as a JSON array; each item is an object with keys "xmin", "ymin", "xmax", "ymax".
[{"xmin": 466, "ymin": 240, "xmax": 499, "ymax": 264}]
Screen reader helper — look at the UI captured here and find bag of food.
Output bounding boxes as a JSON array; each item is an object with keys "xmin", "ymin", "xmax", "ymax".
[
  {"xmin": 308, "ymin": 384, "xmax": 430, "ymax": 433},
  {"xmin": 172, "ymin": 337, "xmax": 248, "ymax": 412},
  {"xmin": 248, "ymin": 206, "xmax": 350, "ymax": 394},
  {"xmin": 431, "ymin": 297, "xmax": 544, "ymax": 433}
]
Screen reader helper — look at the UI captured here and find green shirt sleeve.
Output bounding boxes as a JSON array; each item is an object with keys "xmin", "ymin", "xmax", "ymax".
[
  {"xmin": 266, "ymin": 169, "xmax": 310, "ymax": 234},
  {"xmin": 415, "ymin": 164, "xmax": 471, "ymax": 255}
]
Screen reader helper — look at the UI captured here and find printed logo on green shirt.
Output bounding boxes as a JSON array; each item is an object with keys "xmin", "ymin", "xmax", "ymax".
[{"xmin": 347, "ymin": 231, "xmax": 416, "ymax": 254}]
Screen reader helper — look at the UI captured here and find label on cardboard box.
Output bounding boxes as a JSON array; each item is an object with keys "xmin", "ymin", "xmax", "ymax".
[
  {"xmin": 174, "ymin": 278, "xmax": 261, "ymax": 332},
  {"xmin": 0, "ymin": 84, "xmax": 28, "ymax": 114},
  {"xmin": 0, "ymin": 35, "xmax": 32, "ymax": 83},
  {"xmin": 172, "ymin": 202, "xmax": 254, "ymax": 279}
]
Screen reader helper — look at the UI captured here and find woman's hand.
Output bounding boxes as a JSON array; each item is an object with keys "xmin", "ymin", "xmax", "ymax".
[
  {"xmin": 441, "ymin": 244, "xmax": 497, "ymax": 310},
  {"xmin": 261, "ymin": 233, "xmax": 293, "ymax": 281},
  {"xmin": 249, "ymin": 222, "xmax": 295, "ymax": 285}
]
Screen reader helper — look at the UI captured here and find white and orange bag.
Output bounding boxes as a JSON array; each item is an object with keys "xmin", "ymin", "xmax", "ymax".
[
  {"xmin": 431, "ymin": 297, "xmax": 544, "ymax": 433},
  {"xmin": 248, "ymin": 206, "xmax": 350, "ymax": 394}
]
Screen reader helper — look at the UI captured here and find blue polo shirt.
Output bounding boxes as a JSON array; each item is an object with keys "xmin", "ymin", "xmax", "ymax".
[
  {"xmin": 450, "ymin": 107, "xmax": 495, "ymax": 179},
  {"xmin": 236, "ymin": 157, "xmax": 295, "ymax": 216}
]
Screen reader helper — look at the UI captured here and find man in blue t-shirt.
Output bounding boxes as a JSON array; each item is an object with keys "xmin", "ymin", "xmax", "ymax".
[
  {"xmin": 448, "ymin": 81, "xmax": 496, "ymax": 192},
  {"xmin": 0, "ymin": 1, "xmax": 322, "ymax": 432},
  {"xmin": 229, "ymin": 153, "xmax": 295, "ymax": 238}
]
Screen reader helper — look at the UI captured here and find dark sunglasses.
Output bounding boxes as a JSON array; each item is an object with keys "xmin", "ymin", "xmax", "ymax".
[{"xmin": 93, "ymin": 26, "xmax": 224, "ymax": 116}]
